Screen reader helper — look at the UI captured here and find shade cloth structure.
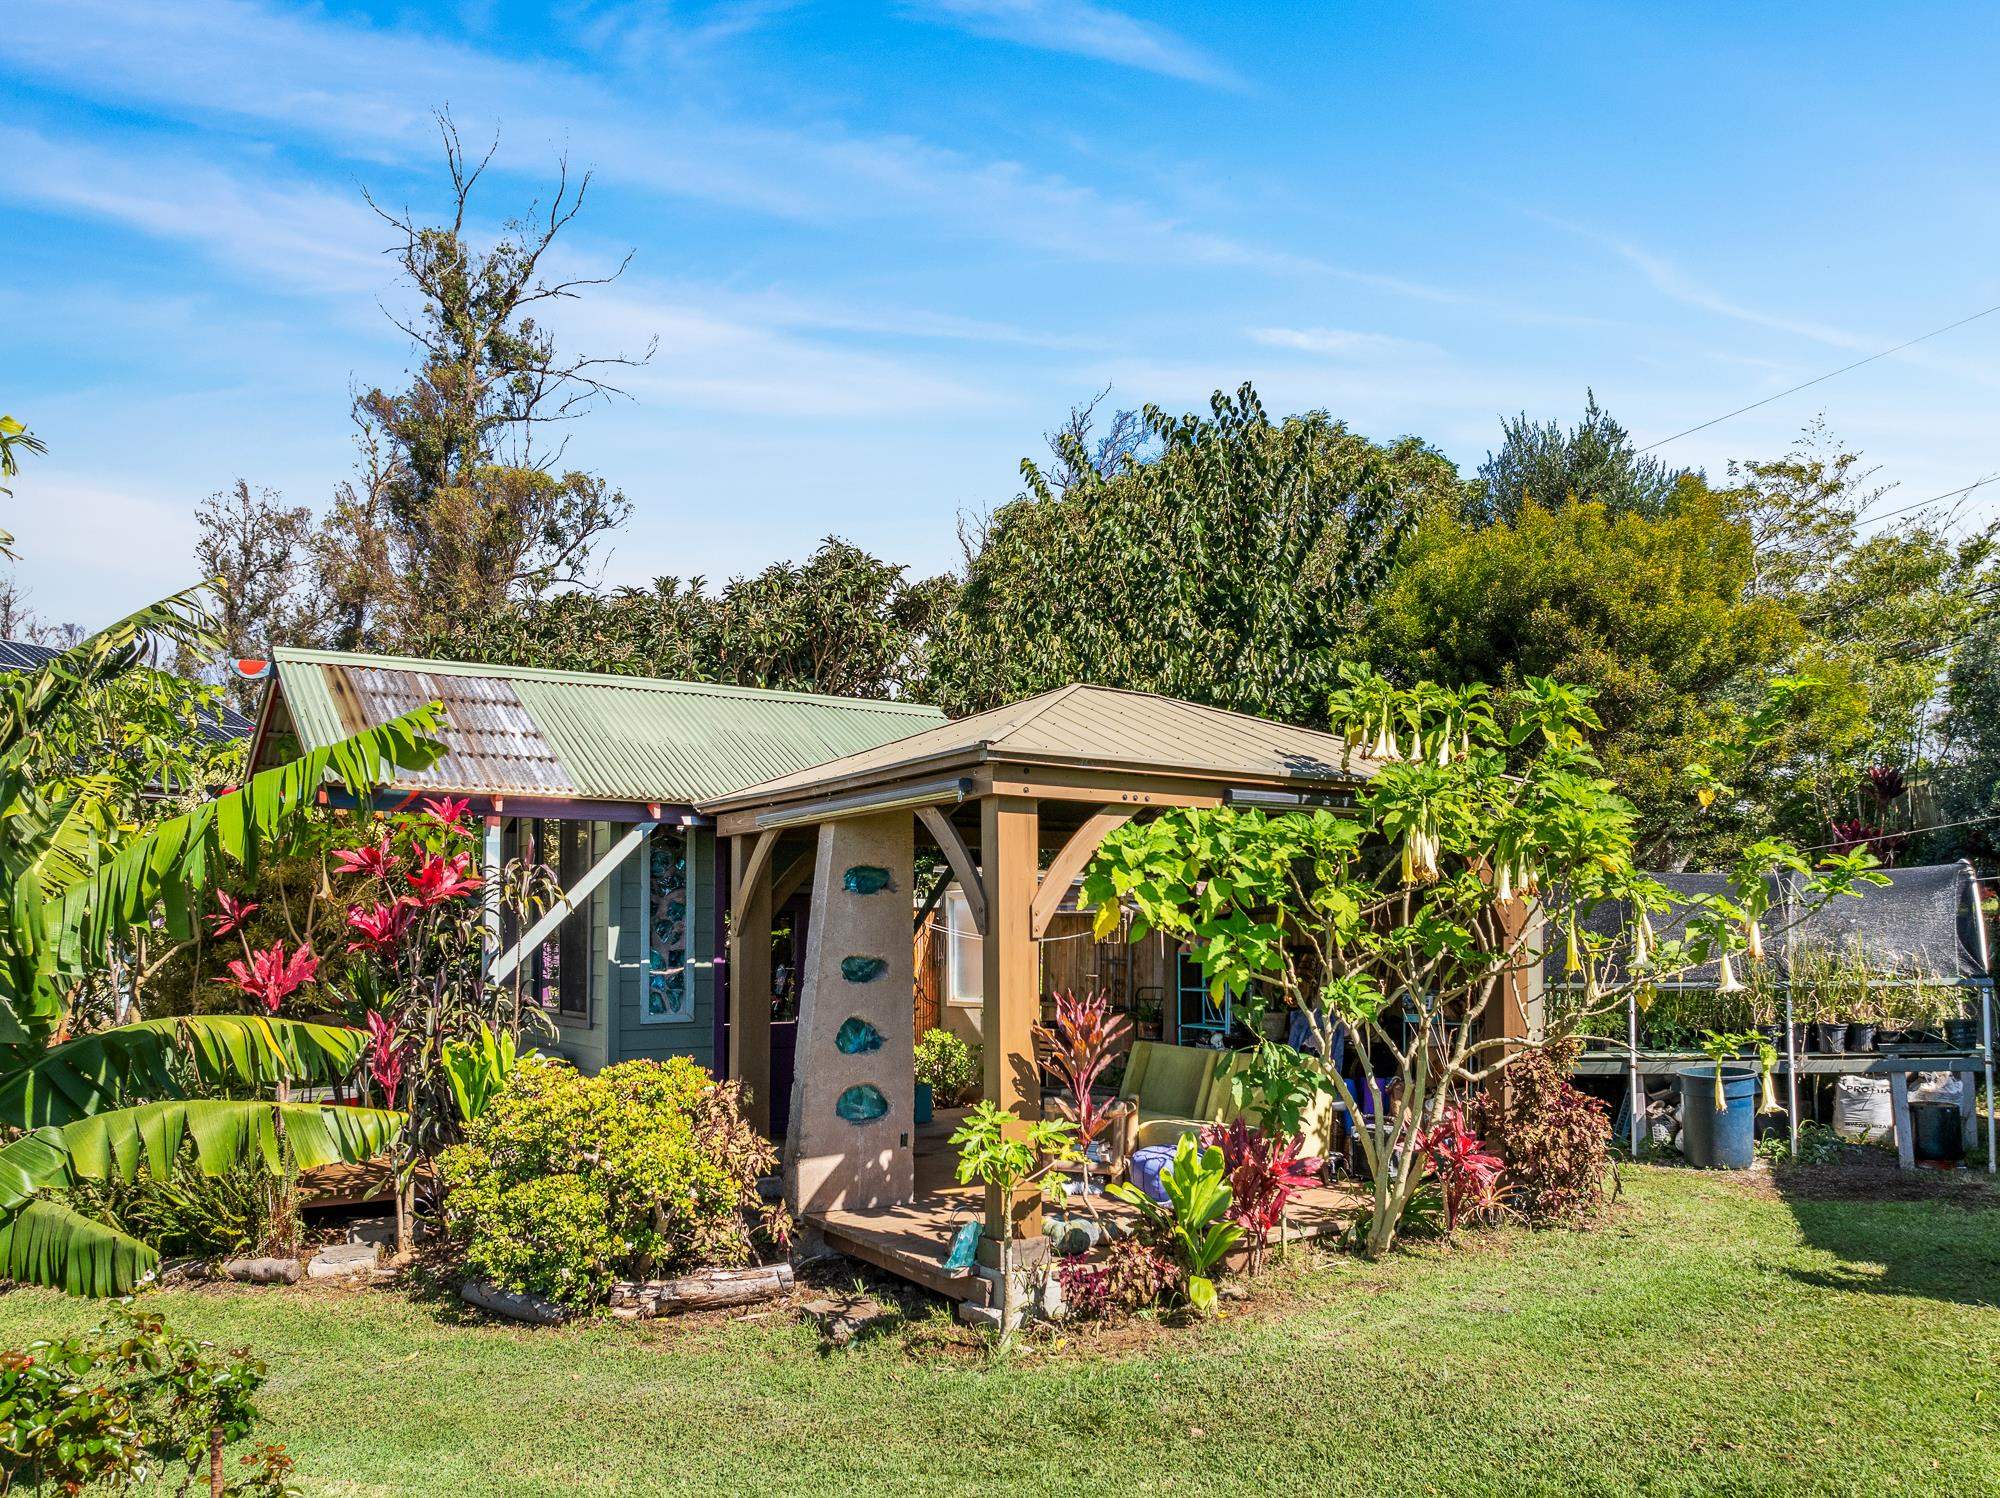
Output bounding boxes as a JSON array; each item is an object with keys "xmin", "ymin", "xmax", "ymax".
[{"xmin": 1547, "ymin": 862, "xmax": 1989, "ymax": 990}]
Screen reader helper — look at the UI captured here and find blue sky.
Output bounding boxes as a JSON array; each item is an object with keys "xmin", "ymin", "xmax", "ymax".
[{"xmin": 6, "ymin": 0, "xmax": 2000, "ymax": 629}]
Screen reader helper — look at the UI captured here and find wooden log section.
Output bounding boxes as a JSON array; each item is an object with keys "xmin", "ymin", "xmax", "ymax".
[{"xmin": 610, "ymin": 1262, "xmax": 796, "ymax": 1317}]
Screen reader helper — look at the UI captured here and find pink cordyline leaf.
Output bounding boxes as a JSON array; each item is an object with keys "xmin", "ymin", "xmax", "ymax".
[
  {"xmin": 333, "ymin": 837, "xmax": 395, "ymax": 880},
  {"xmin": 219, "ymin": 942, "xmax": 320, "ymax": 1013},
  {"xmin": 365, "ymin": 1010, "xmax": 407, "ymax": 1100},
  {"xmin": 1199, "ymin": 1117, "xmax": 1323, "ymax": 1259},
  {"xmin": 345, "ymin": 899, "xmax": 419, "ymax": 953},
  {"xmin": 206, "ymin": 890, "xmax": 259, "ymax": 938},
  {"xmin": 422, "ymin": 795, "xmax": 474, "ymax": 832},
  {"xmin": 1035, "ymin": 989, "xmax": 1132, "ymax": 1147},
  {"xmin": 407, "ymin": 852, "xmax": 482, "ymax": 905}
]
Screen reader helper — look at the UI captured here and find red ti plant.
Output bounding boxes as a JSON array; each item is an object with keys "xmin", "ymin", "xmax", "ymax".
[
  {"xmin": 1033, "ymin": 989, "xmax": 1132, "ymax": 1202},
  {"xmin": 1417, "ymin": 1106, "xmax": 1507, "ymax": 1235},
  {"xmin": 1197, "ymin": 1117, "xmax": 1322, "ymax": 1272},
  {"xmin": 220, "ymin": 942, "xmax": 319, "ymax": 1014}
]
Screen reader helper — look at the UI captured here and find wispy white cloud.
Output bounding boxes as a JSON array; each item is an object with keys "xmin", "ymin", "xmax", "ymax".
[
  {"xmin": 1, "ymin": 125, "xmax": 386, "ymax": 299},
  {"xmin": 909, "ymin": 0, "xmax": 1238, "ymax": 87},
  {"xmin": 1248, "ymin": 326, "xmax": 1447, "ymax": 360},
  {"xmin": 0, "ymin": 0, "xmax": 1428, "ymax": 287}
]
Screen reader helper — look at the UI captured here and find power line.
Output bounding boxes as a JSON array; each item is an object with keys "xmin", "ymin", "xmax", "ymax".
[
  {"xmin": 1637, "ymin": 301, "xmax": 2000, "ymax": 454},
  {"xmin": 1858, "ymin": 472, "xmax": 2000, "ymax": 529}
]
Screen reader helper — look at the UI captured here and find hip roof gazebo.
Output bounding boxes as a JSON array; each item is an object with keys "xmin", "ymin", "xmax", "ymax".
[{"xmin": 699, "ymin": 683, "xmax": 1387, "ymax": 1256}]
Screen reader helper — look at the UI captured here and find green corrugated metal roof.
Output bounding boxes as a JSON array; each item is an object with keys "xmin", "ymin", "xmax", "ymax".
[{"xmin": 265, "ymin": 647, "xmax": 944, "ymax": 804}]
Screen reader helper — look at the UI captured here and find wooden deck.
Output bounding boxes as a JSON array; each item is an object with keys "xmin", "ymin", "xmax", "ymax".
[{"xmin": 809, "ymin": 1114, "xmax": 1366, "ymax": 1304}]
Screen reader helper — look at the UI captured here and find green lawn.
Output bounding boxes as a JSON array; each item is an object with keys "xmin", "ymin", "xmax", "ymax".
[{"xmin": 5, "ymin": 1167, "xmax": 1997, "ymax": 1496}]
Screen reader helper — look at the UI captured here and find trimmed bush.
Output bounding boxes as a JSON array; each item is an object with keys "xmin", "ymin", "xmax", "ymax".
[{"xmin": 438, "ymin": 1056, "xmax": 786, "ymax": 1310}]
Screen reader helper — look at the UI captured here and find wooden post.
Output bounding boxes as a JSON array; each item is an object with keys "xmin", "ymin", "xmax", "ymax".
[
  {"xmin": 980, "ymin": 795, "xmax": 1041, "ymax": 1240},
  {"xmin": 729, "ymin": 834, "xmax": 775, "ymax": 1138}
]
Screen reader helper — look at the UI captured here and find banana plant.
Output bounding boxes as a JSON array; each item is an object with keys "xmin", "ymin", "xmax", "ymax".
[{"xmin": 0, "ymin": 584, "xmax": 445, "ymax": 1294}]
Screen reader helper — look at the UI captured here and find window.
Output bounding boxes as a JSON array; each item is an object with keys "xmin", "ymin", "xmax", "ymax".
[
  {"xmin": 503, "ymin": 818, "xmax": 593, "ymax": 1021},
  {"xmin": 946, "ymin": 888, "xmax": 983, "ymax": 1008}
]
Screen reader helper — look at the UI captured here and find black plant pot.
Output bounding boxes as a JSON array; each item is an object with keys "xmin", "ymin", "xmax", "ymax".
[
  {"xmin": 1846, "ymin": 1023, "xmax": 1877, "ymax": 1053},
  {"xmin": 1811, "ymin": 1021, "xmax": 1848, "ymax": 1056},
  {"xmin": 1945, "ymin": 1018, "xmax": 1980, "ymax": 1050},
  {"xmin": 1875, "ymin": 1026, "xmax": 1913, "ymax": 1050}
]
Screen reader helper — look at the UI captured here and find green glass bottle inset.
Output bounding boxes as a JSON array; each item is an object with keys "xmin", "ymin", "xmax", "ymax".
[
  {"xmin": 841, "ymin": 955, "xmax": 888, "ymax": 984},
  {"xmin": 835, "ymin": 1084, "xmax": 890, "ymax": 1123},
  {"xmin": 842, "ymin": 865, "xmax": 895, "ymax": 895},
  {"xmin": 835, "ymin": 1016, "xmax": 885, "ymax": 1054}
]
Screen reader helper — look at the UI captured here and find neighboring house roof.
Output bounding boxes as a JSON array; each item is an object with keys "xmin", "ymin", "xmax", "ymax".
[
  {"xmin": 701, "ymin": 682, "xmax": 1380, "ymax": 812},
  {"xmin": 0, "ymin": 637, "xmax": 255, "ymax": 744},
  {"xmin": 254, "ymin": 647, "xmax": 947, "ymax": 806}
]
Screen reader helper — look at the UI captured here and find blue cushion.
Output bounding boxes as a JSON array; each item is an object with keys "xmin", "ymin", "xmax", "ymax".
[{"xmin": 1129, "ymin": 1143, "xmax": 1179, "ymax": 1203}]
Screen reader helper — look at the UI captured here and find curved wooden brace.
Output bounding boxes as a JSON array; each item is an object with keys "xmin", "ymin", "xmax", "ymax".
[
  {"xmin": 735, "ymin": 828, "xmax": 780, "ymax": 906},
  {"xmin": 1030, "ymin": 807, "xmax": 1136, "ymax": 938},
  {"xmin": 918, "ymin": 805, "xmax": 985, "ymax": 936},
  {"xmin": 771, "ymin": 848, "xmax": 814, "ymax": 909}
]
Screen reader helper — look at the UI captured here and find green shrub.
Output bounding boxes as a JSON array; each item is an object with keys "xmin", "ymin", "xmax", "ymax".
[
  {"xmin": 915, "ymin": 1027, "xmax": 979, "ymax": 1105},
  {"xmin": 68, "ymin": 1147, "xmax": 295, "ymax": 1261},
  {"xmin": 437, "ymin": 1056, "xmax": 786, "ymax": 1309}
]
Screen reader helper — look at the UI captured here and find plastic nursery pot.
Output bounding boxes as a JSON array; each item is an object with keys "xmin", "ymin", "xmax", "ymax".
[
  {"xmin": 1811, "ymin": 1022, "xmax": 1849, "ymax": 1056},
  {"xmin": 1910, "ymin": 1101, "xmax": 1967, "ymax": 1166},
  {"xmin": 914, "ymin": 1082, "xmax": 934, "ymax": 1127},
  {"xmin": 1945, "ymin": 1018, "xmax": 1980, "ymax": 1050},
  {"xmin": 1846, "ymin": 1023, "xmax": 1878, "ymax": 1054},
  {"xmin": 1678, "ymin": 1066, "xmax": 1759, "ymax": 1169}
]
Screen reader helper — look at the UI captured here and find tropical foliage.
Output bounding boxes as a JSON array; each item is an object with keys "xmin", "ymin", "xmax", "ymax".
[
  {"xmin": 0, "ymin": 588, "xmax": 441, "ymax": 1294},
  {"xmin": 1084, "ymin": 666, "xmax": 1884, "ymax": 1257},
  {"xmin": 1105, "ymin": 1132, "xmax": 1241, "ymax": 1313}
]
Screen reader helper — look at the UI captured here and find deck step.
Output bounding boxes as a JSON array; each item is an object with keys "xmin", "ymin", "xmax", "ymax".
[{"xmin": 816, "ymin": 1222, "xmax": 992, "ymax": 1307}]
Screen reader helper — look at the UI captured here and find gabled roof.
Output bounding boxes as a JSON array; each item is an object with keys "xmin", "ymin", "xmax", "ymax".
[
  {"xmin": 701, "ymin": 682, "xmax": 1379, "ymax": 811},
  {"xmin": 255, "ymin": 648, "xmax": 945, "ymax": 805},
  {"xmin": 0, "ymin": 637, "xmax": 254, "ymax": 743}
]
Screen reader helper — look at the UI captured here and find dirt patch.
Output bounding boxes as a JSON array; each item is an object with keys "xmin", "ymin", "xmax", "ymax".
[{"xmin": 1765, "ymin": 1161, "xmax": 2000, "ymax": 1207}]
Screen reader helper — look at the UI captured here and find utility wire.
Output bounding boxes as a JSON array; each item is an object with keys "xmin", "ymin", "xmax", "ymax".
[
  {"xmin": 1637, "ymin": 301, "xmax": 2000, "ymax": 453},
  {"xmin": 1858, "ymin": 472, "xmax": 2000, "ymax": 529}
]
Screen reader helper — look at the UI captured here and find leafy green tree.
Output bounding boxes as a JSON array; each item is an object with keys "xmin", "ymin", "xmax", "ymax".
[
  {"xmin": 1366, "ymin": 492, "xmax": 1815, "ymax": 861},
  {"xmin": 414, "ymin": 538, "xmax": 954, "ymax": 700},
  {"xmin": 0, "ymin": 412, "xmax": 44, "ymax": 558},
  {"xmin": 1474, "ymin": 391, "xmax": 1690, "ymax": 527},
  {"xmin": 931, "ymin": 383, "xmax": 1466, "ymax": 722}
]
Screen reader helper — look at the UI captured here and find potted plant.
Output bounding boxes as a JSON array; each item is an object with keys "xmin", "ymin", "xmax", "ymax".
[
  {"xmin": 914, "ymin": 1026, "xmax": 978, "ymax": 1126},
  {"xmin": 1132, "ymin": 992, "xmax": 1164, "ymax": 1042}
]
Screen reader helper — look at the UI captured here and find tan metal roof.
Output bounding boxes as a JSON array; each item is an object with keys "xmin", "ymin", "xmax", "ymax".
[
  {"xmin": 700, "ymin": 683, "xmax": 1379, "ymax": 810},
  {"xmin": 260, "ymin": 648, "xmax": 945, "ymax": 804}
]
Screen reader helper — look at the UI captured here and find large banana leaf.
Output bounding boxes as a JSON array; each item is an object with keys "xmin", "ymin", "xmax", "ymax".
[
  {"xmin": 0, "ymin": 585, "xmax": 215, "ymax": 760},
  {"xmin": 0, "ymin": 1126, "xmax": 71, "ymax": 1212},
  {"xmin": 0, "ymin": 1195, "xmax": 157, "ymax": 1297},
  {"xmin": 0, "ymin": 1099, "xmax": 403, "ymax": 1297},
  {"xmin": 59, "ymin": 1098, "xmax": 405, "ymax": 1183},
  {"xmin": 0, "ymin": 1015, "xmax": 370, "ymax": 1128}
]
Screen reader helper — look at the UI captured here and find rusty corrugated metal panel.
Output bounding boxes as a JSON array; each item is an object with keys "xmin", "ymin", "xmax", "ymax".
[
  {"xmin": 704, "ymin": 683, "xmax": 1376, "ymax": 809},
  {"xmin": 267, "ymin": 648, "xmax": 941, "ymax": 803}
]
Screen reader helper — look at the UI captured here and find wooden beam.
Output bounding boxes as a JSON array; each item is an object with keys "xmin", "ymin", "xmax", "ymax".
[
  {"xmin": 770, "ymin": 848, "xmax": 814, "ymax": 909},
  {"xmin": 980, "ymin": 794, "xmax": 1041, "ymax": 1240},
  {"xmin": 728, "ymin": 834, "xmax": 776, "ymax": 1137},
  {"xmin": 1029, "ymin": 807, "xmax": 1135, "ymax": 938},
  {"xmin": 489, "ymin": 821, "xmax": 658, "ymax": 986},
  {"xmin": 918, "ymin": 806, "xmax": 986, "ymax": 936}
]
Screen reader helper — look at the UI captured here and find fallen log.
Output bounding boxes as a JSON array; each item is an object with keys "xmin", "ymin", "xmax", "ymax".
[
  {"xmin": 221, "ymin": 1257, "xmax": 302, "ymax": 1285},
  {"xmin": 460, "ymin": 1280, "xmax": 570, "ymax": 1324},
  {"xmin": 612, "ymin": 1263, "xmax": 794, "ymax": 1317}
]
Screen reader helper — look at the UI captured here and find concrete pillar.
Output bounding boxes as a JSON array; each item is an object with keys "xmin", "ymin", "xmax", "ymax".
[{"xmin": 783, "ymin": 811, "xmax": 916, "ymax": 1215}]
